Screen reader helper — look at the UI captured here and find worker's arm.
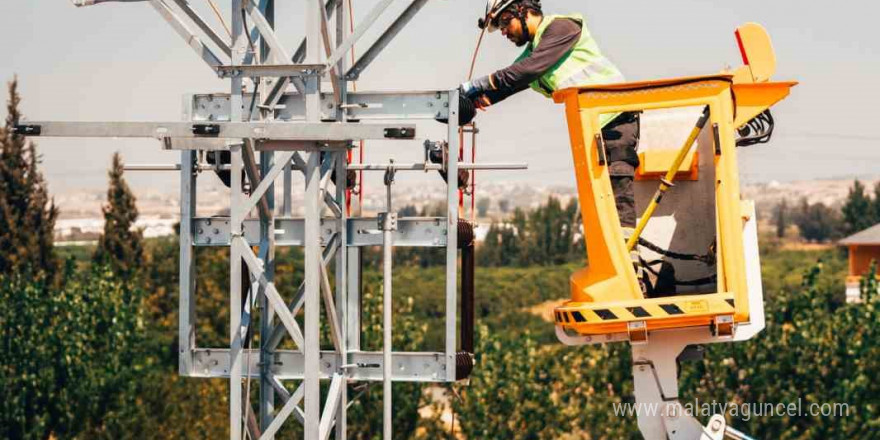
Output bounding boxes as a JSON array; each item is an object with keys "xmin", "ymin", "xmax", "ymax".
[{"xmin": 463, "ymin": 18, "xmax": 582, "ymax": 106}]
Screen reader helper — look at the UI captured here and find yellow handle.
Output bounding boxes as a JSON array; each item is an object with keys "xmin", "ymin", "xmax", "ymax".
[{"xmin": 626, "ymin": 107, "xmax": 710, "ymax": 252}]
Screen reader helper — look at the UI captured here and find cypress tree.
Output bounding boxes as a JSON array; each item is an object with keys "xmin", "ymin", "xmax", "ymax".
[
  {"xmin": 841, "ymin": 179, "xmax": 873, "ymax": 235},
  {"xmin": 872, "ymin": 181, "xmax": 880, "ymax": 226},
  {"xmin": 93, "ymin": 152, "xmax": 143, "ymax": 278},
  {"xmin": 0, "ymin": 77, "xmax": 58, "ymax": 276},
  {"xmin": 774, "ymin": 199, "xmax": 788, "ymax": 238}
]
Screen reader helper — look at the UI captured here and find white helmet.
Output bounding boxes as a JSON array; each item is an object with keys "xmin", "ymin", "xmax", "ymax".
[{"xmin": 478, "ymin": 0, "xmax": 540, "ymax": 33}]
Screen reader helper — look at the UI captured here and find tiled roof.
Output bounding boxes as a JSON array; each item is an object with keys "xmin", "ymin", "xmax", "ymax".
[{"xmin": 839, "ymin": 223, "xmax": 880, "ymax": 245}]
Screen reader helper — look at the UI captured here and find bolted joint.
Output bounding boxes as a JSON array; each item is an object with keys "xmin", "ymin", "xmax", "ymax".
[{"xmin": 378, "ymin": 212, "xmax": 398, "ymax": 232}]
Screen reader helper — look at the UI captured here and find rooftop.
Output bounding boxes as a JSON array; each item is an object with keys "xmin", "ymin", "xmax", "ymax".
[{"xmin": 839, "ymin": 223, "xmax": 880, "ymax": 246}]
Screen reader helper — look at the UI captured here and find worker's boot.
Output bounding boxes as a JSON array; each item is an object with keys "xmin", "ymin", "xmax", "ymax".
[{"xmin": 622, "ymin": 227, "xmax": 648, "ymax": 295}]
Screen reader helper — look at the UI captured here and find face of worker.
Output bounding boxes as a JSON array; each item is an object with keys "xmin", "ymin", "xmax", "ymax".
[{"xmin": 498, "ymin": 10, "xmax": 528, "ymax": 47}]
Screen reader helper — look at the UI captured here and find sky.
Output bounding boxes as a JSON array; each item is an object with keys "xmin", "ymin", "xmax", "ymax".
[{"xmin": 1, "ymin": 0, "xmax": 879, "ymax": 196}]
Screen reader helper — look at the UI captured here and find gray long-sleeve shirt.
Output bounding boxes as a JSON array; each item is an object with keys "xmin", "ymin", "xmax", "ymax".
[{"xmin": 484, "ymin": 17, "xmax": 582, "ymax": 104}]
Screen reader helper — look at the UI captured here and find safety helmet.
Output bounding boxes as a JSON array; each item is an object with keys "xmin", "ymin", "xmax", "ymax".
[{"xmin": 478, "ymin": 0, "xmax": 541, "ymax": 33}]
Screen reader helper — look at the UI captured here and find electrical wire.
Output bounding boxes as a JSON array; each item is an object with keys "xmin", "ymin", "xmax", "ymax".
[
  {"xmin": 205, "ymin": 0, "xmax": 232, "ymax": 39},
  {"xmin": 460, "ymin": 21, "xmax": 489, "ymax": 221},
  {"xmin": 467, "ymin": 26, "xmax": 489, "ymax": 82}
]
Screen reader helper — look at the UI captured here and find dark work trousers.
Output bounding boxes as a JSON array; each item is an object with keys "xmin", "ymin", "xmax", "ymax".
[{"xmin": 602, "ymin": 112, "xmax": 641, "ymax": 228}]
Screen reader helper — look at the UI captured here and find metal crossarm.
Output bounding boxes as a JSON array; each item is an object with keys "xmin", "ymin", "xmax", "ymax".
[
  {"xmin": 16, "ymin": 121, "xmax": 415, "ymax": 141},
  {"xmin": 216, "ymin": 64, "xmax": 325, "ymax": 78},
  {"xmin": 189, "ymin": 90, "xmax": 451, "ymax": 121},
  {"xmin": 191, "ymin": 349, "xmax": 451, "ymax": 381}
]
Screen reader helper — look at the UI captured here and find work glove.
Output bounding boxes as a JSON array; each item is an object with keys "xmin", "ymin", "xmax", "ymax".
[{"xmin": 459, "ymin": 75, "xmax": 493, "ymax": 99}]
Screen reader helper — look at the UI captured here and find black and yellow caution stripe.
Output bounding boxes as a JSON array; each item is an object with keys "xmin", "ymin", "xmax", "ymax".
[{"xmin": 554, "ymin": 294, "xmax": 736, "ymax": 326}]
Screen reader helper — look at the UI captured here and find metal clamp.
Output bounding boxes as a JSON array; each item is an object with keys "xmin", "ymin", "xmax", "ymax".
[
  {"xmin": 383, "ymin": 127, "xmax": 415, "ymax": 139},
  {"xmin": 341, "ymin": 362, "xmax": 381, "ymax": 369},
  {"xmin": 378, "ymin": 212, "xmax": 398, "ymax": 232},
  {"xmin": 192, "ymin": 123, "xmax": 221, "ymax": 136},
  {"xmin": 12, "ymin": 124, "xmax": 41, "ymax": 136}
]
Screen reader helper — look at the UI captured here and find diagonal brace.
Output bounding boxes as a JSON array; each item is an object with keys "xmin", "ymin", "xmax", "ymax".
[
  {"xmin": 243, "ymin": 0, "xmax": 307, "ymax": 96},
  {"xmin": 266, "ymin": 234, "xmax": 339, "ymax": 351},
  {"xmin": 260, "ymin": 382, "xmax": 305, "ymax": 438},
  {"xmin": 320, "ymin": 262, "xmax": 342, "ymax": 353},
  {"xmin": 318, "ymin": 374, "xmax": 344, "ymax": 440},
  {"xmin": 325, "ymin": 0, "xmax": 395, "ymax": 68},
  {"xmin": 235, "ymin": 150, "xmax": 295, "ymax": 220},
  {"xmin": 268, "ymin": 374, "xmax": 305, "ymax": 424},
  {"xmin": 237, "ymin": 238, "xmax": 306, "ymax": 349},
  {"xmin": 170, "ymin": 0, "xmax": 232, "ymax": 57},
  {"xmin": 241, "ymin": 140, "xmax": 273, "ymax": 221},
  {"xmin": 149, "ymin": 0, "xmax": 224, "ymax": 69},
  {"xmin": 266, "ymin": 234, "xmax": 339, "ymax": 350}
]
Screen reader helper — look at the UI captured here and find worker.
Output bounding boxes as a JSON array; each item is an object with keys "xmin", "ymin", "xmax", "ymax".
[{"xmin": 462, "ymin": 0, "xmax": 644, "ymax": 288}]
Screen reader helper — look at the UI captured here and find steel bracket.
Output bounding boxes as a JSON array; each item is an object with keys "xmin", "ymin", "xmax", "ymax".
[
  {"xmin": 192, "ymin": 123, "xmax": 221, "ymax": 136},
  {"xmin": 12, "ymin": 124, "xmax": 41, "ymax": 136},
  {"xmin": 383, "ymin": 127, "xmax": 415, "ymax": 139}
]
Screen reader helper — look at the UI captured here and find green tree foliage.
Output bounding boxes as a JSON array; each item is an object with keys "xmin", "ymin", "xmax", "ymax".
[
  {"xmin": 93, "ymin": 152, "xmax": 144, "ymax": 278},
  {"xmin": 479, "ymin": 197, "xmax": 584, "ymax": 267},
  {"xmin": 859, "ymin": 260, "xmax": 877, "ymax": 302},
  {"xmin": 0, "ymin": 266, "xmax": 145, "ymax": 439},
  {"xmin": 841, "ymin": 179, "xmax": 875, "ymax": 235},
  {"xmin": 679, "ymin": 260, "xmax": 879, "ymax": 438},
  {"xmin": 792, "ymin": 198, "xmax": 843, "ymax": 242},
  {"xmin": 0, "ymin": 77, "xmax": 58, "ymax": 277},
  {"xmin": 3, "ymin": 171, "xmax": 876, "ymax": 439},
  {"xmin": 774, "ymin": 199, "xmax": 788, "ymax": 238},
  {"xmin": 447, "ymin": 326, "xmax": 636, "ymax": 439},
  {"xmin": 424, "ymin": 252, "xmax": 875, "ymax": 439},
  {"xmin": 872, "ymin": 182, "xmax": 880, "ymax": 227}
]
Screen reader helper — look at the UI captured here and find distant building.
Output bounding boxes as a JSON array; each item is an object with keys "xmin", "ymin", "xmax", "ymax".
[{"xmin": 839, "ymin": 223, "xmax": 880, "ymax": 303}]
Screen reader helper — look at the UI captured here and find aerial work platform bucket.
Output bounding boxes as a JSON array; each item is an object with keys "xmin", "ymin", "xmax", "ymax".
[{"xmin": 552, "ymin": 23, "xmax": 797, "ymax": 340}]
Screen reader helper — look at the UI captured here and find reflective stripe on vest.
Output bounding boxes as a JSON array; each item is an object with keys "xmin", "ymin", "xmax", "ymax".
[{"xmin": 518, "ymin": 13, "xmax": 626, "ymax": 127}]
